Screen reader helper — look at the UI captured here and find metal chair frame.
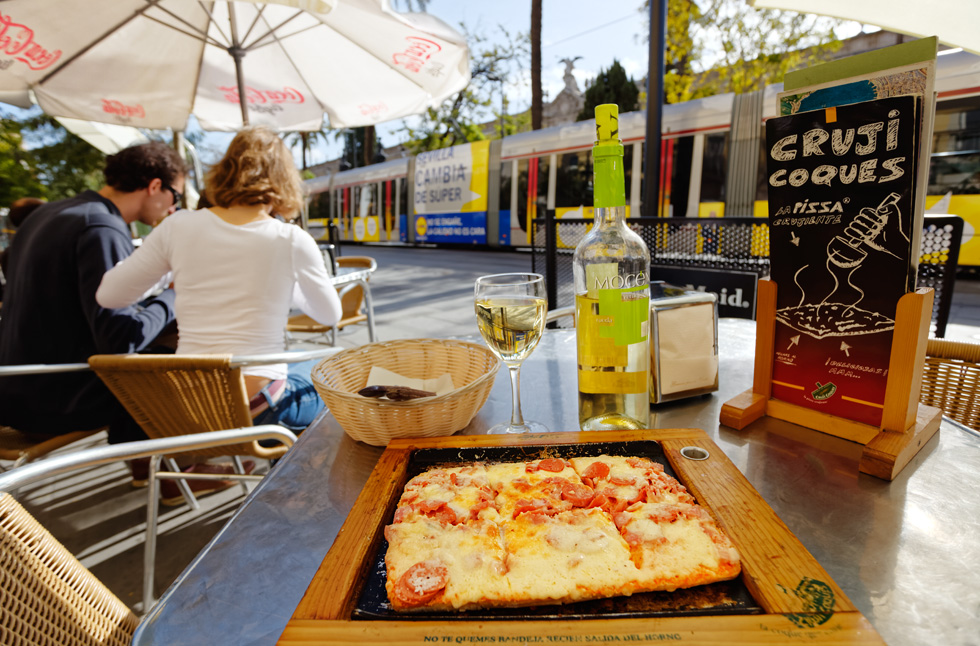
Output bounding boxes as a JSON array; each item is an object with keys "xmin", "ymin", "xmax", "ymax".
[
  {"xmin": 286, "ymin": 255, "xmax": 378, "ymax": 346},
  {"xmin": 0, "ymin": 427, "xmax": 296, "ymax": 618}
]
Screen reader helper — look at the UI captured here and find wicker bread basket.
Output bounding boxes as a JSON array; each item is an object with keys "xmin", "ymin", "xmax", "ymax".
[{"xmin": 311, "ymin": 338, "xmax": 500, "ymax": 445}]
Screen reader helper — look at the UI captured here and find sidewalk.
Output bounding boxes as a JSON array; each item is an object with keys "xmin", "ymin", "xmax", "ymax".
[{"xmin": 6, "ymin": 246, "xmax": 980, "ymax": 615}]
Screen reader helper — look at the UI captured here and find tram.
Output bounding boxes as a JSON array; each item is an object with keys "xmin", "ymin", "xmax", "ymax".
[{"xmin": 305, "ymin": 49, "xmax": 980, "ymax": 265}]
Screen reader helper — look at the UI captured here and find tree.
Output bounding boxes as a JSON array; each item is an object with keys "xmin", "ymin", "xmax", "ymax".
[
  {"xmin": 0, "ymin": 108, "xmax": 105, "ymax": 205},
  {"xmin": 286, "ymin": 126, "xmax": 334, "ymax": 170},
  {"xmin": 645, "ymin": 0, "xmax": 843, "ymax": 103},
  {"xmin": 398, "ymin": 26, "xmax": 529, "ymax": 154},
  {"xmin": 577, "ymin": 60, "xmax": 641, "ymax": 121},
  {"xmin": 0, "ymin": 117, "xmax": 46, "ymax": 206}
]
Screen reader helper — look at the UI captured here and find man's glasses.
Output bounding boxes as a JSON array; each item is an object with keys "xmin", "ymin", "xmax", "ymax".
[{"xmin": 164, "ymin": 184, "xmax": 183, "ymax": 207}]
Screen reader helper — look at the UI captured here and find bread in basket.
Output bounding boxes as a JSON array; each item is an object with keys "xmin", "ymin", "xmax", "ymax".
[{"xmin": 311, "ymin": 338, "xmax": 500, "ymax": 445}]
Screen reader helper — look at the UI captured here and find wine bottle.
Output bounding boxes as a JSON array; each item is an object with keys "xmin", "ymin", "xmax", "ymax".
[{"xmin": 573, "ymin": 104, "xmax": 651, "ymax": 430}]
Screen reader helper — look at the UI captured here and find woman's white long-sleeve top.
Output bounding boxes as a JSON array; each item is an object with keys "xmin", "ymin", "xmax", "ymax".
[{"xmin": 97, "ymin": 208, "xmax": 342, "ymax": 379}]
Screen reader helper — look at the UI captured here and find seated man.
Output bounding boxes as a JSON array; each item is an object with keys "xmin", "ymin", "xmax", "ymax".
[{"xmin": 0, "ymin": 142, "xmax": 243, "ymax": 500}]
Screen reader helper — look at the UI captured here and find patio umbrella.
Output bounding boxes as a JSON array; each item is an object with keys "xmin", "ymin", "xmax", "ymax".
[
  {"xmin": 0, "ymin": 0, "xmax": 470, "ymax": 131},
  {"xmin": 748, "ymin": 0, "xmax": 980, "ymax": 56}
]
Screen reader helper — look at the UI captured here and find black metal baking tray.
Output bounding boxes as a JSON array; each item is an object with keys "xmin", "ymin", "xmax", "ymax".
[{"xmin": 352, "ymin": 440, "xmax": 762, "ymax": 621}]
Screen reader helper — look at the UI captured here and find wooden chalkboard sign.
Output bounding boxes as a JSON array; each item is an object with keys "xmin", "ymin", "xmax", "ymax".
[
  {"xmin": 721, "ymin": 38, "xmax": 944, "ymax": 481},
  {"xmin": 766, "ymin": 95, "xmax": 919, "ymax": 427}
]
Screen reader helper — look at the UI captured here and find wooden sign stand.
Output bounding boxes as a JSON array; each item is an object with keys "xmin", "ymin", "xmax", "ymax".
[{"xmin": 720, "ymin": 278, "xmax": 941, "ymax": 480}]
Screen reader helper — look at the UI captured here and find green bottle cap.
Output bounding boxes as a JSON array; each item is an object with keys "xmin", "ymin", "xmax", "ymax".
[
  {"xmin": 595, "ymin": 104, "xmax": 620, "ymax": 146},
  {"xmin": 593, "ymin": 104, "xmax": 625, "ymax": 208}
]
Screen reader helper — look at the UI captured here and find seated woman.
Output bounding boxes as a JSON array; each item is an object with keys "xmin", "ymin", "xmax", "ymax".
[{"xmin": 96, "ymin": 126, "xmax": 342, "ymax": 432}]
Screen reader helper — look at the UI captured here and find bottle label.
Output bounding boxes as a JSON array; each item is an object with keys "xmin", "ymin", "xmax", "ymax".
[{"xmin": 577, "ymin": 263, "xmax": 649, "ymax": 395}]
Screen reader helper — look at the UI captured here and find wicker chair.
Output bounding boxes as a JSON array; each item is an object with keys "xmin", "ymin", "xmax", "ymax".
[
  {"xmin": 920, "ymin": 338, "xmax": 980, "ymax": 431},
  {"xmin": 0, "ymin": 428, "xmax": 297, "ymax": 624},
  {"xmin": 0, "ymin": 362, "xmax": 104, "ymax": 472},
  {"xmin": 0, "ymin": 492, "xmax": 139, "ymax": 645},
  {"xmin": 286, "ymin": 255, "xmax": 377, "ymax": 346}
]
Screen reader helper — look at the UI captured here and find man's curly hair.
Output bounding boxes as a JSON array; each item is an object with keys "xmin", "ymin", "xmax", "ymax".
[{"xmin": 103, "ymin": 142, "xmax": 187, "ymax": 193}]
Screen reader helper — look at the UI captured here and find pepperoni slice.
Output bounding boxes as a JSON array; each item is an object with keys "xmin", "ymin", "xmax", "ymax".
[
  {"xmin": 392, "ymin": 506, "xmax": 411, "ymax": 523},
  {"xmin": 429, "ymin": 504, "xmax": 457, "ymax": 524},
  {"xmin": 537, "ymin": 458, "xmax": 567, "ymax": 473},
  {"xmin": 589, "ymin": 493, "xmax": 610, "ymax": 510},
  {"xmin": 561, "ymin": 482, "xmax": 595, "ymax": 507},
  {"xmin": 513, "ymin": 498, "xmax": 547, "ymax": 517},
  {"xmin": 609, "ymin": 475, "xmax": 637, "ymax": 487},
  {"xmin": 582, "ymin": 461, "xmax": 610, "ymax": 480},
  {"xmin": 395, "ymin": 562, "xmax": 449, "ymax": 606}
]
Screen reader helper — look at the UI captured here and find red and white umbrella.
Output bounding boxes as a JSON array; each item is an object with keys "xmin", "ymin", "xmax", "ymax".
[{"xmin": 0, "ymin": 0, "xmax": 470, "ymax": 131}]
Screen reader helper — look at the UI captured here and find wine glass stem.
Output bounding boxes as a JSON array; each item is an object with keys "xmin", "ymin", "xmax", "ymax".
[{"xmin": 507, "ymin": 364, "xmax": 525, "ymax": 428}]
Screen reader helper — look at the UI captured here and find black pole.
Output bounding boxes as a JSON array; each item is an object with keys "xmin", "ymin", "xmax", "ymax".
[
  {"xmin": 644, "ymin": 0, "xmax": 667, "ymax": 217},
  {"xmin": 544, "ymin": 209, "xmax": 557, "ymax": 312}
]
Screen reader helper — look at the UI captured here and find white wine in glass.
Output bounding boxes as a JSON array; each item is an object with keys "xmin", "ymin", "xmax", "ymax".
[{"xmin": 474, "ymin": 273, "xmax": 549, "ymax": 434}]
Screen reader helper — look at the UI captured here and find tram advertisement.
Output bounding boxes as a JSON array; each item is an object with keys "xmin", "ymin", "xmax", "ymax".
[
  {"xmin": 413, "ymin": 140, "xmax": 489, "ymax": 244},
  {"xmin": 766, "ymin": 95, "xmax": 919, "ymax": 427}
]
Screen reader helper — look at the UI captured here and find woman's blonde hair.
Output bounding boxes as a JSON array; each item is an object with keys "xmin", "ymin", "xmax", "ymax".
[{"xmin": 205, "ymin": 126, "xmax": 304, "ymax": 217}]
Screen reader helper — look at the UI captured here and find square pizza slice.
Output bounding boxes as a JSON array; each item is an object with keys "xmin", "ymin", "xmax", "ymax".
[
  {"xmin": 611, "ymin": 501, "xmax": 742, "ymax": 592},
  {"xmin": 486, "ymin": 458, "xmax": 596, "ymax": 521},
  {"xmin": 393, "ymin": 464, "xmax": 498, "ymax": 525},
  {"xmin": 498, "ymin": 507, "xmax": 638, "ymax": 605},
  {"xmin": 570, "ymin": 455, "xmax": 695, "ymax": 512},
  {"xmin": 384, "ymin": 518, "xmax": 510, "ymax": 611}
]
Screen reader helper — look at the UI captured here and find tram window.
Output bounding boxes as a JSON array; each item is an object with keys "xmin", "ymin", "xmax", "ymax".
[
  {"xmin": 700, "ymin": 133, "xmax": 728, "ymax": 203},
  {"xmin": 309, "ymin": 191, "xmax": 329, "ymax": 220},
  {"xmin": 933, "ymin": 98, "xmax": 980, "ymax": 152},
  {"xmin": 929, "ymin": 152, "xmax": 980, "ymax": 195},
  {"xmin": 499, "ymin": 159, "xmax": 513, "ymax": 213},
  {"xmin": 358, "ymin": 184, "xmax": 377, "ymax": 217},
  {"xmin": 555, "ymin": 150, "xmax": 591, "ymax": 208},
  {"xmin": 398, "ymin": 176, "xmax": 408, "ymax": 218},
  {"xmin": 668, "ymin": 137, "xmax": 694, "ymax": 217}
]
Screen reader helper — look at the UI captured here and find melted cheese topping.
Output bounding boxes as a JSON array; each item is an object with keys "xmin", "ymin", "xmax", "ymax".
[
  {"xmin": 501, "ymin": 509, "xmax": 637, "ymax": 603},
  {"xmin": 486, "ymin": 461, "xmax": 584, "ymax": 520},
  {"xmin": 619, "ymin": 502, "xmax": 739, "ymax": 591},
  {"xmin": 385, "ymin": 518, "xmax": 510, "ymax": 610}
]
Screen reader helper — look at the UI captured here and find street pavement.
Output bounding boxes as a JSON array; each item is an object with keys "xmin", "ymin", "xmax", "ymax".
[{"xmin": 5, "ymin": 244, "xmax": 980, "ymax": 614}]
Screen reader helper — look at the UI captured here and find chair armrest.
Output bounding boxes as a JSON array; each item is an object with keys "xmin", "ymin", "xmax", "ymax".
[
  {"xmin": 0, "ymin": 425, "xmax": 296, "ymax": 492},
  {"xmin": 230, "ymin": 348, "xmax": 341, "ymax": 368},
  {"xmin": 0, "ymin": 362, "xmax": 91, "ymax": 376}
]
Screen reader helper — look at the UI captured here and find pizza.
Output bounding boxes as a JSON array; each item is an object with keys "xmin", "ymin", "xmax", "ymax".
[{"xmin": 383, "ymin": 454, "xmax": 741, "ymax": 612}]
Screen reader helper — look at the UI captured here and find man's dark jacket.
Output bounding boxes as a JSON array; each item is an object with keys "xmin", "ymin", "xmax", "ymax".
[{"xmin": 0, "ymin": 191, "xmax": 175, "ymax": 434}]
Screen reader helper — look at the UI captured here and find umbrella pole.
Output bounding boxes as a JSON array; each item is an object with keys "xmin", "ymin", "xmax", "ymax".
[
  {"xmin": 228, "ymin": 6, "xmax": 249, "ymax": 126},
  {"xmin": 230, "ymin": 48, "xmax": 250, "ymax": 126}
]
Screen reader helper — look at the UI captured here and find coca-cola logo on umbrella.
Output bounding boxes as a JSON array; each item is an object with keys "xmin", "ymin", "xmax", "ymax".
[
  {"xmin": 102, "ymin": 99, "xmax": 145, "ymax": 120},
  {"xmin": 0, "ymin": 11, "xmax": 61, "ymax": 71},
  {"xmin": 392, "ymin": 37, "xmax": 441, "ymax": 73},
  {"xmin": 219, "ymin": 85, "xmax": 306, "ymax": 105}
]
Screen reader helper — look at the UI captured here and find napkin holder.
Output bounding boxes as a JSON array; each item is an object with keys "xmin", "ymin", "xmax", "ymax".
[{"xmin": 649, "ymin": 283, "xmax": 719, "ymax": 404}]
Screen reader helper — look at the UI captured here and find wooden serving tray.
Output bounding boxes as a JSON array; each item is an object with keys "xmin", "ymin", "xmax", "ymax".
[{"xmin": 279, "ymin": 429, "xmax": 885, "ymax": 645}]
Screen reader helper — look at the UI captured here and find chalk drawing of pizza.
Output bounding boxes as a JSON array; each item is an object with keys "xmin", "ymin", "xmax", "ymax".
[{"xmin": 776, "ymin": 303, "xmax": 894, "ymax": 339}]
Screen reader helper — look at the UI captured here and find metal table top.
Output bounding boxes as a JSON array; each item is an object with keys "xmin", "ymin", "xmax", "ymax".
[{"xmin": 133, "ymin": 319, "xmax": 980, "ymax": 646}]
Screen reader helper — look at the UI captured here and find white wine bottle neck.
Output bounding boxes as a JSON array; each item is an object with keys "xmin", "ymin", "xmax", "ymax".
[{"xmin": 593, "ymin": 205, "xmax": 627, "ymax": 227}]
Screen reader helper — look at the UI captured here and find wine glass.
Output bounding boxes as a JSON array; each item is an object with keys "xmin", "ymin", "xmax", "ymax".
[{"xmin": 474, "ymin": 273, "xmax": 549, "ymax": 434}]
